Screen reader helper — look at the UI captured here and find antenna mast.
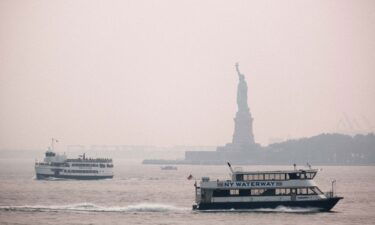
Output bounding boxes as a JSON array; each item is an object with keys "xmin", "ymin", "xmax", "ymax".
[{"xmin": 227, "ymin": 162, "xmax": 234, "ymax": 173}]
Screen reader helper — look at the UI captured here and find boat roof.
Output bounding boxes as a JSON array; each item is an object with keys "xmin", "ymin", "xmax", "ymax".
[
  {"xmin": 232, "ymin": 169, "xmax": 318, "ymax": 174},
  {"xmin": 66, "ymin": 158, "xmax": 112, "ymax": 163}
]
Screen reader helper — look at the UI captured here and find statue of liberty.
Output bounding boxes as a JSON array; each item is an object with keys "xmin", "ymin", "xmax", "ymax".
[
  {"xmin": 235, "ymin": 62, "xmax": 249, "ymax": 112},
  {"xmin": 231, "ymin": 62, "xmax": 255, "ymax": 149}
]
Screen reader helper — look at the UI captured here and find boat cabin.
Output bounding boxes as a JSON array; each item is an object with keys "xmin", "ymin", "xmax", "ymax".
[{"xmin": 232, "ymin": 169, "xmax": 317, "ymax": 181}]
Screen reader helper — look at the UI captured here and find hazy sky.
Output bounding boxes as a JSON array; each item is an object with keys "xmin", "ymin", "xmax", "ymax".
[{"xmin": 1, "ymin": 0, "xmax": 374, "ymax": 150}]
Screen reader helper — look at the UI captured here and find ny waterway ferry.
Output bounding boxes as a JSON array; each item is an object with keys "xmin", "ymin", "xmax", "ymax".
[
  {"xmin": 192, "ymin": 163, "xmax": 343, "ymax": 211},
  {"xmin": 35, "ymin": 139, "xmax": 114, "ymax": 180}
]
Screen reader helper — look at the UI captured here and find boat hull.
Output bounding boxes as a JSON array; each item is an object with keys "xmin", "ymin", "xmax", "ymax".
[
  {"xmin": 36, "ymin": 173, "xmax": 113, "ymax": 180},
  {"xmin": 193, "ymin": 197, "xmax": 343, "ymax": 212}
]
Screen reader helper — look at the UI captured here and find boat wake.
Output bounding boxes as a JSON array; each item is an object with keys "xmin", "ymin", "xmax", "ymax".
[
  {"xmin": 0, "ymin": 203, "xmax": 189, "ymax": 213},
  {"xmin": 253, "ymin": 206, "xmax": 321, "ymax": 213},
  {"xmin": 33, "ymin": 176, "xmax": 71, "ymax": 181},
  {"xmin": 43, "ymin": 177, "xmax": 69, "ymax": 181}
]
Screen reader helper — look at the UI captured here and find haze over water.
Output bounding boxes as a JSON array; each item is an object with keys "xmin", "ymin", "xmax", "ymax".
[
  {"xmin": 1, "ymin": 0, "xmax": 375, "ymax": 224},
  {"xmin": 0, "ymin": 158, "xmax": 374, "ymax": 225}
]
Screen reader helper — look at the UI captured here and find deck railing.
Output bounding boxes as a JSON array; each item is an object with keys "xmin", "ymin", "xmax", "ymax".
[{"xmin": 325, "ymin": 191, "xmax": 334, "ymax": 198}]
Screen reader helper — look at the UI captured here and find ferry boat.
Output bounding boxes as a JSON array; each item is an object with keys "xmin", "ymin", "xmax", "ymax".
[
  {"xmin": 192, "ymin": 163, "xmax": 343, "ymax": 211},
  {"xmin": 160, "ymin": 165, "xmax": 178, "ymax": 170},
  {"xmin": 35, "ymin": 139, "xmax": 114, "ymax": 180}
]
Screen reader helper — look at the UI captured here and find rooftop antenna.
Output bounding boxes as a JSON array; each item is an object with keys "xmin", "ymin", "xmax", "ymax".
[
  {"xmin": 306, "ymin": 162, "xmax": 312, "ymax": 169},
  {"xmin": 331, "ymin": 179, "xmax": 336, "ymax": 197},
  {"xmin": 50, "ymin": 138, "xmax": 58, "ymax": 151},
  {"xmin": 227, "ymin": 162, "xmax": 234, "ymax": 173},
  {"xmin": 293, "ymin": 163, "xmax": 297, "ymax": 171}
]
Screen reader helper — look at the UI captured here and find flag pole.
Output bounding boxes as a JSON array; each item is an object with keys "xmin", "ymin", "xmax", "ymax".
[{"xmin": 227, "ymin": 162, "xmax": 234, "ymax": 173}]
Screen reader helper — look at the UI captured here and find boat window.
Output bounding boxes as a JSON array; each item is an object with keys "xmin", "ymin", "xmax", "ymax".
[
  {"xmin": 311, "ymin": 187, "xmax": 323, "ymax": 195},
  {"xmin": 276, "ymin": 188, "xmax": 290, "ymax": 195},
  {"xmin": 308, "ymin": 187, "xmax": 316, "ymax": 195},
  {"xmin": 45, "ymin": 152, "xmax": 56, "ymax": 157},
  {"xmin": 297, "ymin": 188, "xmax": 308, "ymax": 195},
  {"xmin": 276, "ymin": 188, "xmax": 282, "ymax": 195},
  {"xmin": 252, "ymin": 174, "xmax": 258, "ymax": 180},
  {"xmin": 264, "ymin": 174, "xmax": 270, "ymax": 180},
  {"xmin": 286, "ymin": 174, "xmax": 290, "ymax": 180},
  {"xmin": 262, "ymin": 189, "xmax": 275, "ymax": 196},
  {"xmin": 72, "ymin": 163, "xmax": 95, "ymax": 167},
  {"xmin": 269, "ymin": 174, "xmax": 275, "ymax": 180},
  {"xmin": 275, "ymin": 174, "xmax": 281, "ymax": 180},
  {"xmin": 236, "ymin": 174, "xmax": 243, "ymax": 181},
  {"xmin": 213, "ymin": 189, "xmax": 230, "ymax": 197},
  {"xmin": 289, "ymin": 173, "xmax": 299, "ymax": 179},
  {"xmin": 239, "ymin": 189, "xmax": 251, "ymax": 196},
  {"xmin": 230, "ymin": 189, "xmax": 239, "ymax": 195},
  {"xmin": 306, "ymin": 172, "xmax": 316, "ymax": 179},
  {"xmin": 300, "ymin": 173, "xmax": 306, "ymax": 179},
  {"xmin": 258, "ymin": 174, "xmax": 264, "ymax": 180},
  {"xmin": 251, "ymin": 189, "xmax": 266, "ymax": 196},
  {"xmin": 280, "ymin": 173, "xmax": 286, "ymax": 180}
]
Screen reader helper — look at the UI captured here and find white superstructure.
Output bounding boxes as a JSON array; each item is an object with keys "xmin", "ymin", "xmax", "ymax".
[{"xmin": 35, "ymin": 139, "xmax": 113, "ymax": 180}]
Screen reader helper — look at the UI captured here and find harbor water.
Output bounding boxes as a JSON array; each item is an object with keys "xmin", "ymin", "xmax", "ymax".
[{"xmin": 0, "ymin": 158, "xmax": 374, "ymax": 225}]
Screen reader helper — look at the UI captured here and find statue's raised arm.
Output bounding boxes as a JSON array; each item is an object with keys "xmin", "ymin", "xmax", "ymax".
[{"xmin": 235, "ymin": 62, "xmax": 245, "ymax": 80}]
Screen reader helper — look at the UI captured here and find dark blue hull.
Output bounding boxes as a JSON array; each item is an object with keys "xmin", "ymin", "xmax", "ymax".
[
  {"xmin": 36, "ymin": 174, "xmax": 113, "ymax": 180},
  {"xmin": 194, "ymin": 197, "xmax": 343, "ymax": 212}
]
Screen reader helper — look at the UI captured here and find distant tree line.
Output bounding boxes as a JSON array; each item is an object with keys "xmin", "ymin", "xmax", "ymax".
[{"xmin": 264, "ymin": 133, "xmax": 375, "ymax": 165}]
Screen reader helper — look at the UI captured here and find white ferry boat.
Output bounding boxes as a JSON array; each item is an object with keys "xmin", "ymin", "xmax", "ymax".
[
  {"xmin": 35, "ymin": 139, "xmax": 114, "ymax": 180},
  {"xmin": 160, "ymin": 166, "xmax": 178, "ymax": 170},
  {"xmin": 192, "ymin": 163, "xmax": 343, "ymax": 211}
]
